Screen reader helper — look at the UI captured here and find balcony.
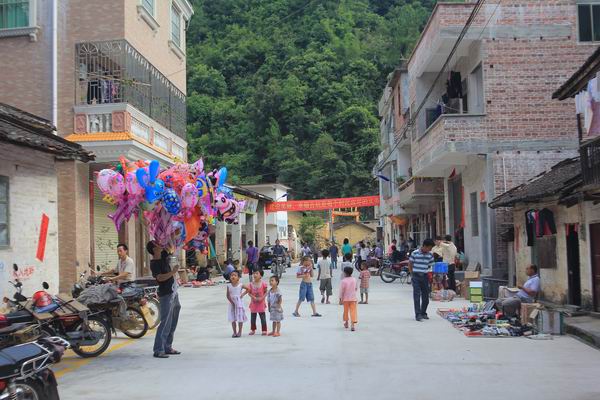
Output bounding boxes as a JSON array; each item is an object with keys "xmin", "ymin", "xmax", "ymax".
[
  {"xmin": 411, "ymin": 114, "xmax": 486, "ymax": 177},
  {"xmin": 396, "ymin": 177, "xmax": 444, "ymax": 212},
  {"xmin": 581, "ymin": 136, "xmax": 600, "ymax": 188},
  {"xmin": 75, "ymin": 40, "xmax": 186, "ymax": 139}
]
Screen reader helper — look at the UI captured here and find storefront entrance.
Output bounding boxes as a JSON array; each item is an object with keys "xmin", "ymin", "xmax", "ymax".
[{"xmin": 588, "ymin": 223, "xmax": 600, "ymax": 311}]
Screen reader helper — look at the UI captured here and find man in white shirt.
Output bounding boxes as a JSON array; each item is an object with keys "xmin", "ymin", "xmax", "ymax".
[
  {"xmin": 443, "ymin": 235, "xmax": 458, "ymax": 291},
  {"xmin": 101, "ymin": 243, "xmax": 135, "ymax": 285},
  {"xmin": 496, "ymin": 264, "xmax": 540, "ymax": 317}
]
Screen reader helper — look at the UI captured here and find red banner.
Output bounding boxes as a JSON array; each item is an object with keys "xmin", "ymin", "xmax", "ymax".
[
  {"xmin": 36, "ymin": 214, "xmax": 49, "ymax": 262},
  {"xmin": 266, "ymin": 196, "xmax": 380, "ymax": 213}
]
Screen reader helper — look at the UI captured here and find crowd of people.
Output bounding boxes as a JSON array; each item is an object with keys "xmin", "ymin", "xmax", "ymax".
[{"xmin": 99, "ymin": 233, "xmax": 538, "ymax": 359}]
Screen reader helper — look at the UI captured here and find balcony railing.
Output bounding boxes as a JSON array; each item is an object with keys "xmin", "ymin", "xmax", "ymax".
[
  {"xmin": 581, "ymin": 136, "xmax": 600, "ymax": 187},
  {"xmin": 75, "ymin": 40, "xmax": 186, "ymax": 139}
]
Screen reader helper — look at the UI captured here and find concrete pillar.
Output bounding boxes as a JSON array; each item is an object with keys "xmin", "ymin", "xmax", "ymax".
[
  {"xmin": 257, "ymin": 202, "xmax": 267, "ymax": 248},
  {"xmin": 231, "ymin": 223, "xmax": 242, "ymax": 263},
  {"xmin": 215, "ymin": 220, "xmax": 227, "ymax": 265},
  {"xmin": 244, "ymin": 213, "xmax": 255, "ymax": 264}
]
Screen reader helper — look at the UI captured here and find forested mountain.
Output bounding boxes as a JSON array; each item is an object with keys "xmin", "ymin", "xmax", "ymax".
[{"xmin": 186, "ymin": 0, "xmax": 438, "ymax": 199}]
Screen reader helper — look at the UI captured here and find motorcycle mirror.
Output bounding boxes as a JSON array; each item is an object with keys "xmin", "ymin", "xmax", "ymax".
[
  {"xmin": 42, "ymin": 282, "xmax": 50, "ymax": 290},
  {"xmin": 12, "ymin": 263, "xmax": 18, "ymax": 272}
]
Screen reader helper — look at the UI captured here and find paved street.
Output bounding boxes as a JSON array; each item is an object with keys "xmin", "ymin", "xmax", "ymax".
[{"xmin": 57, "ymin": 268, "xmax": 600, "ymax": 400}]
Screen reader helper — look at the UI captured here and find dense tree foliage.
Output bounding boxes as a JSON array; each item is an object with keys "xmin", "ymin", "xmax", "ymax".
[{"xmin": 186, "ymin": 0, "xmax": 436, "ymax": 199}]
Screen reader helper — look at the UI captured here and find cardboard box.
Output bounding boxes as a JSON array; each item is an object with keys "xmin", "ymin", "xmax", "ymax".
[
  {"xmin": 464, "ymin": 271, "xmax": 480, "ymax": 279},
  {"xmin": 521, "ymin": 302, "xmax": 542, "ymax": 325}
]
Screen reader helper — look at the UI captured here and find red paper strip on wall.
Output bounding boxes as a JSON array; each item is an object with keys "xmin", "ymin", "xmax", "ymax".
[
  {"xmin": 36, "ymin": 214, "xmax": 49, "ymax": 262},
  {"xmin": 266, "ymin": 196, "xmax": 380, "ymax": 213}
]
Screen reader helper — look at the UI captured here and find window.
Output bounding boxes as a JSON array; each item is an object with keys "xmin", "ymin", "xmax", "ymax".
[
  {"xmin": 578, "ymin": 3, "xmax": 600, "ymax": 42},
  {"xmin": 0, "ymin": 0, "xmax": 30, "ymax": 29},
  {"xmin": 0, "ymin": 176, "xmax": 8, "ymax": 247},
  {"xmin": 141, "ymin": 0, "xmax": 154, "ymax": 16},
  {"xmin": 469, "ymin": 64, "xmax": 484, "ymax": 114},
  {"xmin": 171, "ymin": 4, "xmax": 182, "ymax": 48},
  {"xmin": 470, "ymin": 192, "xmax": 479, "ymax": 237}
]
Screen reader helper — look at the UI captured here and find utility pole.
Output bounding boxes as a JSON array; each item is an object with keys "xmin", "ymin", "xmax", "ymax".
[{"xmin": 329, "ymin": 209, "xmax": 334, "ymax": 243}]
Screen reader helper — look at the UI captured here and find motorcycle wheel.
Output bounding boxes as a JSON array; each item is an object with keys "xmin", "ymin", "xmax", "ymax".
[
  {"xmin": 14, "ymin": 379, "xmax": 44, "ymax": 400},
  {"xmin": 71, "ymin": 316, "xmax": 112, "ymax": 358},
  {"xmin": 145, "ymin": 297, "xmax": 161, "ymax": 330},
  {"xmin": 380, "ymin": 266, "xmax": 397, "ymax": 283},
  {"xmin": 121, "ymin": 307, "xmax": 149, "ymax": 339}
]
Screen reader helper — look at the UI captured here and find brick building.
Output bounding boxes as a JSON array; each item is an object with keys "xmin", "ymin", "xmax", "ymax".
[
  {"xmin": 0, "ymin": 102, "xmax": 93, "ymax": 297},
  {"xmin": 0, "ymin": 0, "xmax": 193, "ymax": 290},
  {"xmin": 376, "ymin": 0, "xmax": 597, "ymax": 279}
]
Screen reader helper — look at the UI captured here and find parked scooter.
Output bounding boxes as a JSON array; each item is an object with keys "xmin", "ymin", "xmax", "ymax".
[
  {"xmin": 0, "ymin": 265, "xmax": 112, "ymax": 358},
  {"xmin": 379, "ymin": 258, "xmax": 411, "ymax": 284},
  {"xmin": 0, "ymin": 336, "xmax": 68, "ymax": 400}
]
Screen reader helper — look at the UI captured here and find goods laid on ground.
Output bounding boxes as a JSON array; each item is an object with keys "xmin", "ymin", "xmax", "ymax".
[{"xmin": 437, "ymin": 302, "xmax": 534, "ymax": 338}]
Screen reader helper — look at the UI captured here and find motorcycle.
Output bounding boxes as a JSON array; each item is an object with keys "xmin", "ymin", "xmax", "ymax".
[
  {"xmin": 72, "ymin": 273, "xmax": 149, "ymax": 339},
  {"xmin": 1, "ymin": 267, "xmax": 112, "ymax": 358},
  {"xmin": 0, "ymin": 336, "xmax": 69, "ymax": 400},
  {"xmin": 379, "ymin": 259, "xmax": 411, "ymax": 284},
  {"xmin": 273, "ymin": 256, "xmax": 285, "ymax": 279}
]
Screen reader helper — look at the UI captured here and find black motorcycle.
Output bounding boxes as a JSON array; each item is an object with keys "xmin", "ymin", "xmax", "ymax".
[{"xmin": 0, "ymin": 336, "xmax": 68, "ymax": 400}]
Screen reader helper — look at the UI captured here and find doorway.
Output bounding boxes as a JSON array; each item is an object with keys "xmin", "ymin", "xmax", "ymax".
[
  {"xmin": 566, "ymin": 224, "xmax": 581, "ymax": 306},
  {"xmin": 589, "ymin": 223, "xmax": 600, "ymax": 311},
  {"xmin": 480, "ymin": 202, "xmax": 490, "ymax": 269}
]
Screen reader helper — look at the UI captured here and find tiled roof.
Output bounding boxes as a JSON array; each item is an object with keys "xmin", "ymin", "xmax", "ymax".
[
  {"xmin": 0, "ymin": 102, "xmax": 94, "ymax": 162},
  {"xmin": 553, "ymin": 45, "xmax": 600, "ymax": 100},
  {"xmin": 65, "ymin": 132, "xmax": 133, "ymax": 142},
  {"xmin": 489, "ymin": 158, "xmax": 582, "ymax": 208}
]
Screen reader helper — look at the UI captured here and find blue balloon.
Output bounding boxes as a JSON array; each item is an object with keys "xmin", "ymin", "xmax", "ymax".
[
  {"xmin": 217, "ymin": 167, "xmax": 228, "ymax": 188},
  {"xmin": 136, "ymin": 161, "xmax": 164, "ymax": 203},
  {"xmin": 162, "ymin": 188, "xmax": 181, "ymax": 215}
]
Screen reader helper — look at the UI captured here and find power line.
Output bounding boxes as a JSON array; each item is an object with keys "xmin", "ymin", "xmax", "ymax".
[{"xmin": 374, "ymin": 0, "xmax": 489, "ymax": 173}]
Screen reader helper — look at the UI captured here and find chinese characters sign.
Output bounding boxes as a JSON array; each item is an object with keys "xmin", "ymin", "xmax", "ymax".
[{"xmin": 265, "ymin": 196, "xmax": 380, "ymax": 213}]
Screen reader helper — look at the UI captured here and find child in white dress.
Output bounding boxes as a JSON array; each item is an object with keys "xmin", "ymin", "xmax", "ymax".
[{"xmin": 226, "ymin": 271, "xmax": 248, "ymax": 337}]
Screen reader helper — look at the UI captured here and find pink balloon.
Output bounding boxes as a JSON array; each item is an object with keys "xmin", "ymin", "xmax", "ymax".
[
  {"xmin": 180, "ymin": 183, "xmax": 198, "ymax": 209},
  {"xmin": 97, "ymin": 169, "xmax": 118, "ymax": 194},
  {"xmin": 125, "ymin": 171, "xmax": 143, "ymax": 196},
  {"xmin": 107, "ymin": 173, "xmax": 126, "ymax": 197}
]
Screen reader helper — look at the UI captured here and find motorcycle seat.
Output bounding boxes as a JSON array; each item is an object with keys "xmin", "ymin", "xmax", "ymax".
[
  {"xmin": 6, "ymin": 310, "xmax": 33, "ymax": 324},
  {"xmin": 0, "ymin": 343, "xmax": 46, "ymax": 379}
]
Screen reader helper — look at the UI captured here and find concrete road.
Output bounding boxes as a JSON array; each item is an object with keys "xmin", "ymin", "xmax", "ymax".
[{"xmin": 57, "ymin": 267, "xmax": 600, "ymax": 400}]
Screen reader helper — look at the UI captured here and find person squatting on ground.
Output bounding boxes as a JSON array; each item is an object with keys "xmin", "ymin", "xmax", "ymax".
[
  {"xmin": 318, "ymin": 249, "xmax": 333, "ymax": 304},
  {"xmin": 409, "ymin": 239, "xmax": 435, "ymax": 322},
  {"xmin": 226, "ymin": 270, "xmax": 248, "ymax": 337},
  {"xmin": 246, "ymin": 269, "xmax": 268, "ymax": 336},
  {"xmin": 358, "ymin": 261, "xmax": 371, "ymax": 304},
  {"xmin": 339, "ymin": 266, "xmax": 358, "ymax": 331},
  {"xmin": 148, "ymin": 241, "xmax": 182, "ymax": 358},
  {"xmin": 293, "ymin": 256, "xmax": 322, "ymax": 317},
  {"xmin": 268, "ymin": 275, "xmax": 284, "ymax": 337}
]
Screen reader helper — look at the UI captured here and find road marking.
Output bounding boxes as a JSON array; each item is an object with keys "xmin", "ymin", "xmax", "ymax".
[{"xmin": 55, "ymin": 330, "xmax": 156, "ymax": 378}]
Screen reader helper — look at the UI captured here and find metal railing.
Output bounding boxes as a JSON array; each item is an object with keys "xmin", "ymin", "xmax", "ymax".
[
  {"xmin": 581, "ymin": 136, "xmax": 600, "ymax": 187},
  {"xmin": 75, "ymin": 40, "xmax": 186, "ymax": 139}
]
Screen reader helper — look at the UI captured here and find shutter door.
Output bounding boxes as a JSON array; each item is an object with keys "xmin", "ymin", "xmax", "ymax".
[{"xmin": 93, "ymin": 189, "xmax": 119, "ymax": 271}]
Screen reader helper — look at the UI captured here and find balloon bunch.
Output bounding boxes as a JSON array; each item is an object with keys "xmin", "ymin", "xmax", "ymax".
[{"xmin": 96, "ymin": 157, "xmax": 246, "ymax": 251}]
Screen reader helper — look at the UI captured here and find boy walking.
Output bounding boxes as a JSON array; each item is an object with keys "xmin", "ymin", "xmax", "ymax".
[
  {"xmin": 293, "ymin": 256, "xmax": 322, "ymax": 317},
  {"xmin": 317, "ymin": 249, "xmax": 333, "ymax": 304},
  {"xmin": 358, "ymin": 261, "xmax": 371, "ymax": 304},
  {"xmin": 408, "ymin": 239, "xmax": 435, "ymax": 322}
]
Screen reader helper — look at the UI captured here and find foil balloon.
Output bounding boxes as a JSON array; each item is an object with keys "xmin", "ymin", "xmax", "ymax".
[
  {"xmin": 180, "ymin": 183, "xmax": 198, "ymax": 209},
  {"xmin": 125, "ymin": 171, "xmax": 143, "ymax": 196},
  {"xmin": 163, "ymin": 188, "xmax": 181, "ymax": 215},
  {"xmin": 97, "ymin": 169, "xmax": 119, "ymax": 194}
]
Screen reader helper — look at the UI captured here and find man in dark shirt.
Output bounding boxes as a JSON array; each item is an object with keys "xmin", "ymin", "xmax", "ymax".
[
  {"xmin": 147, "ymin": 241, "xmax": 181, "ymax": 359},
  {"xmin": 329, "ymin": 242, "xmax": 339, "ymax": 270}
]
